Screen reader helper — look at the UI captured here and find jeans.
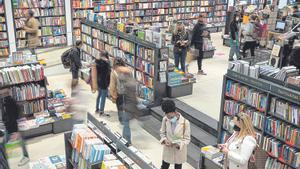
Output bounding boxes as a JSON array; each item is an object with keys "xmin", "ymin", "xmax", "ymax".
[
  {"xmin": 229, "ymin": 41, "xmax": 240, "ymax": 60},
  {"xmin": 197, "ymin": 44, "xmax": 204, "ymax": 71},
  {"xmin": 96, "ymin": 89, "xmax": 108, "ymax": 112},
  {"xmin": 4, "ymin": 132, "xmax": 29, "ymax": 158},
  {"xmin": 29, "ymin": 48, "xmax": 36, "ymax": 55},
  {"xmin": 242, "ymin": 41, "xmax": 256, "ymax": 57},
  {"xmin": 161, "ymin": 161, "xmax": 182, "ymax": 169},
  {"xmin": 174, "ymin": 49, "xmax": 187, "ymax": 72},
  {"xmin": 116, "ymin": 95, "xmax": 132, "ymax": 144}
]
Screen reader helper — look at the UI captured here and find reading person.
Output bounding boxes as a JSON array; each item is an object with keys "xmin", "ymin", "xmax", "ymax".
[{"xmin": 160, "ymin": 100, "xmax": 191, "ymax": 169}]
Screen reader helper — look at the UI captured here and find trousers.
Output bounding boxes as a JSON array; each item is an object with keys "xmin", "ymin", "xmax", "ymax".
[{"xmin": 161, "ymin": 161, "xmax": 182, "ymax": 169}]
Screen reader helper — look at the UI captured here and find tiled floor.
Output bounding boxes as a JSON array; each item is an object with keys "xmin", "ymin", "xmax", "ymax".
[{"xmin": 8, "ymin": 32, "xmax": 231, "ymax": 169}]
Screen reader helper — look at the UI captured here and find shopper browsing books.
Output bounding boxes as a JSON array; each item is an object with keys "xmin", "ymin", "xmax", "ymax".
[
  {"xmin": 241, "ymin": 15, "xmax": 257, "ymax": 59},
  {"xmin": 218, "ymin": 112, "xmax": 257, "ymax": 169},
  {"xmin": 172, "ymin": 22, "xmax": 189, "ymax": 72},
  {"xmin": 0, "ymin": 88, "xmax": 30, "ymax": 167},
  {"xmin": 23, "ymin": 10, "xmax": 40, "ymax": 55},
  {"xmin": 69, "ymin": 40, "xmax": 83, "ymax": 91},
  {"xmin": 95, "ymin": 51, "xmax": 111, "ymax": 116},
  {"xmin": 191, "ymin": 14, "xmax": 208, "ymax": 75},
  {"xmin": 109, "ymin": 57, "xmax": 137, "ymax": 145},
  {"xmin": 160, "ymin": 100, "xmax": 191, "ymax": 169},
  {"xmin": 229, "ymin": 13, "xmax": 241, "ymax": 61}
]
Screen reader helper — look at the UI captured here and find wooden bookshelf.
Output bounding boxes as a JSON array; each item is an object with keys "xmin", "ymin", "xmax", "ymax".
[
  {"xmin": 0, "ymin": 0, "xmax": 9, "ymax": 57},
  {"xmin": 11, "ymin": 0, "xmax": 67, "ymax": 49},
  {"xmin": 218, "ymin": 70, "xmax": 300, "ymax": 169},
  {"xmin": 80, "ymin": 19, "xmax": 167, "ymax": 105}
]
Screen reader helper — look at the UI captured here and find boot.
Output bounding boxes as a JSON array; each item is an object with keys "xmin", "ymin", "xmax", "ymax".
[{"xmin": 71, "ymin": 79, "xmax": 78, "ymax": 89}]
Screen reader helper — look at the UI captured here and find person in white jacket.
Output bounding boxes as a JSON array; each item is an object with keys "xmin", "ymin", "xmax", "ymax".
[
  {"xmin": 219, "ymin": 112, "xmax": 257, "ymax": 169},
  {"xmin": 160, "ymin": 100, "xmax": 191, "ymax": 169}
]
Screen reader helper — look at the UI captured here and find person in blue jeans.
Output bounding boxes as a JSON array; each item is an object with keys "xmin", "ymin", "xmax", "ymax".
[
  {"xmin": 95, "ymin": 51, "xmax": 111, "ymax": 116},
  {"xmin": 110, "ymin": 58, "xmax": 137, "ymax": 145},
  {"xmin": 172, "ymin": 22, "xmax": 189, "ymax": 72},
  {"xmin": 229, "ymin": 13, "xmax": 240, "ymax": 61}
]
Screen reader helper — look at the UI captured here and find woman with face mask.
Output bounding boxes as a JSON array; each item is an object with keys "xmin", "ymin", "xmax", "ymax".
[
  {"xmin": 219, "ymin": 113, "xmax": 257, "ymax": 169},
  {"xmin": 229, "ymin": 13, "xmax": 241, "ymax": 61},
  {"xmin": 159, "ymin": 100, "xmax": 191, "ymax": 169}
]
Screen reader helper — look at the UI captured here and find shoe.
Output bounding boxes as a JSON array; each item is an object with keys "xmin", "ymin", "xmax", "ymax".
[
  {"xmin": 95, "ymin": 110, "xmax": 100, "ymax": 114},
  {"xmin": 103, "ymin": 112, "xmax": 110, "ymax": 117},
  {"xmin": 18, "ymin": 157, "xmax": 30, "ymax": 167},
  {"xmin": 197, "ymin": 70, "xmax": 207, "ymax": 75}
]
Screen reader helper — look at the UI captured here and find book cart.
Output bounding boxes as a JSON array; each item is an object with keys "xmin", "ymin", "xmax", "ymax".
[
  {"xmin": 218, "ymin": 69, "xmax": 300, "ymax": 169},
  {"xmin": 11, "ymin": 0, "xmax": 67, "ymax": 49},
  {"xmin": 80, "ymin": 19, "xmax": 168, "ymax": 106},
  {"xmin": 64, "ymin": 113, "xmax": 157, "ymax": 169},
  {"xmin": 0, "ymin": 0, "xmax": 9, "ymax": 57}
]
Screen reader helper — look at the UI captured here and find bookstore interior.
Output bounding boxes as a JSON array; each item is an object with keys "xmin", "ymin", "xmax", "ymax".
[{"xmin": 0, "ymin": 0, "xmax": 300, "ymax": 169}]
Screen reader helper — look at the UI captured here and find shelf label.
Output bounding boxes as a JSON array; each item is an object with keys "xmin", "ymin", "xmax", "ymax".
[
  {"xmin": 227, "ymin": 70, "xmax": 270, "ymax": 91},
  {"xmin": 271, "ymin": 85, "xmax": 300, "ymax": 103}
]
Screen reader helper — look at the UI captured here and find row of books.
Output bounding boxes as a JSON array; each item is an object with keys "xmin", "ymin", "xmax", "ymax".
[
  {"xmin": 224, "ymin": 99, "xmax": 246, "ymax": 116},
  {"xmin": 136, "ymin": 71, "xmax": 153, "ymax": 89},
  {"xmin": 136, "ymin": 58, "xmax": 154, "ymax": 77},
  {"xmin": 262, "ymin": 137, "xmax": 299, "ymax": 168},
  {"xmin": 12, "ymin": 0, "xmax": 64, "ymax": 8},
  {"xmin": 244, "ymin": 108, "xmax": 265, "ymax": 130},
  {"xmin": 82, "ymin": 33, "xmax": 92, "ymax": 46},
  {"xmin": 20, "ymin": 99, "xmax": 46, "ymax": 115},
  {"xmin": 0, "ymin": 23, "xmax": 6, "ymax": 31},
  {"xmin": 40, "ymin": 16, "xmax": 65, "ymax": 26},
  {"xmin": 265, "ymin": 157, "xmax": 294, "ymax": 169},
  {"xmin": 265, "ymin": 117, "xmax": 300, "ymax": 148},
  {"xmin": 0, "ymin": 48, "xmax": 8, "ymax": 56},
  {"xmin": 270, "ymin": 97, "xmax": 300, "ymax": 126},
  {"xmin": 40, "ymin": 7, "xmax": 65, "ymax": 16},
  {"xmin": 119, "ymin": 39, "xmax": 135, "ymax": 55},
  {"xmin": 41, "ymin": 35, "xmax": 66, "ymax": 46},
  {"xmin": 9, "ymin": 52, "xmax": 37, "ymax": 65},
  {"xmin": 11, "ymin": 83, "xmax": 46, "ymax": 101},
  {"xmin": 136, "ymin": 83, "xmax": 154, "ymax": 101},
  {"xmin": 81, "ymin": 24, "xmax": 91, "ymax": 35},
  {"xmin": 0, "ymin": 64, "xmax": 44, "ymax": 87},
  {"xmin": 0, "ymin": 40, "xmax": 8, "ymax": 48},
  {"xmin": 14, "ymin": 8, "xmax": 40, "ymax": 18},
  {"xmin": 42, "ymin": 26, "xmax": 66, "ymax": 36},
  {"xmin": 260, "ymin": 65, "xmax": 299, "ymax": 82},
  {"xmin": 225, "ymin": 80, "xmax": 267, "ymax": 112}
]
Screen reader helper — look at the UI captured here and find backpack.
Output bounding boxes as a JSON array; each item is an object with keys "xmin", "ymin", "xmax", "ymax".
[{"xmin": 61, "ymin": 48, "xmax": 72, "ymax": 69}]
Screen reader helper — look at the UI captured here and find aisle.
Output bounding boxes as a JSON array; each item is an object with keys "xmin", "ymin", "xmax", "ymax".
[{"xmin": 177, "ymin": 32, "xmax": 229, "ymax": 120}]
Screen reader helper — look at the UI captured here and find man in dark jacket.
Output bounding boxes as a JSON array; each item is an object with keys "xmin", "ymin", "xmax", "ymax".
[
  {"xmin": 229, "ymin": 14, "xmax": 240, "ymax": 61},
  {"xmin": 191, "ymin": 14, "xmax": 208, "ymax": 75},
  {"xmin": 69, "ymin": 40, "xmax": 83, "ymax": 89},
  {"xmin": 289, "ymin": 46, "xmax": 300, "ymax": 69},
  {"xmin": 0, "ymin": 89, "xmax": 29, "ymax": 167},
  {"xmin": 95, "ymin": 51, "xmax": 111, "ymax": 116}
]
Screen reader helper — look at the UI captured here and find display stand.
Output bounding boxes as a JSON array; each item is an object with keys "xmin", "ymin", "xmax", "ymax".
[
  {"xmin": 218, "ymin": 69, "xmax": 300, "ymax": 169},
  {"xmin": 64, "ymin": 112, "xmax": 157, "ymax": 169},
  {"xmin": 80, "ymin": 19, "xmax": 168, "ymax": 106},
  {"xmin": 11, "ymin": 0, "xmax": 67, "ymax": 49},
  {"xmin": 0, "ymin": 0, "xmax": 9, "ymax": 57}
]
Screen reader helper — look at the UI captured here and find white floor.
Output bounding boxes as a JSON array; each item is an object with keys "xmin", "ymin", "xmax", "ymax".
[{"xmin": 8, "ymin": 32, "xmax": 231, "ymax": 169}]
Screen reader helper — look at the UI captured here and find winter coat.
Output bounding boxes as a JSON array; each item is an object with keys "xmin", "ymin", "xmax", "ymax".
[
  {"xmin": 223, "ymin": 132, "xmax": 257, "ymax": 169},
  {"xmin": 69, "ymin": 47, "xmax": 82, "ymax": 71},
  {"xmin": 2, "ymin": 96, "xmax": 19, "ymax": 134},
  {"xmin": 96, "ymin": 58, "xmax": 111, "ymax": 89},
  {"xmin": 172, "ymin": 30, "xmax": 189, "ymax": 53},
  {"xmin": 160, "ymin": 114, "xmax": 191, "ymax": 164},
  {"xmin": 191, "ymin": 22, "xmax": 206, "ymax": 49},
  {"xmin": 25, "ymin": 17, "xmax": 40, "ymax": 48}
]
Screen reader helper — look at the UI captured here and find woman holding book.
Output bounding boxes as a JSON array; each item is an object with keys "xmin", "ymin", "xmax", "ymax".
[
  {"xmin": 218, "ymin": 112, "xmax": 257, "ymax": 169},
  {"xmin": 172, "ymin": 22, "xmax": 189, "ymax": 72},
  {"xmin": 160, "ymin": 100, "xmax": 191, "ymax": 169}
]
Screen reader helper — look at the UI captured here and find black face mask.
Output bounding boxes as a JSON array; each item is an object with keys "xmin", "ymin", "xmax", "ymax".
[{"xmin": 233, "ymin": 125, "xmax": 241, "ymax": 131}]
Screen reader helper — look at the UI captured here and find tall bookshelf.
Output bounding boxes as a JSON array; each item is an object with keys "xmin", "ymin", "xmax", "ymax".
[
  {"xmin": 12, "ymin": 0, "xmax": 67, "ymax": 49},
  {"xmin": 80, "ymin": 19, "xmax": 167, "ymax": 105},
  {"xmin": 218, "ymin": 70, "xmax": 300, "ymax": 169},
  {"xmin": 0, "ymin": 0, "xmax": 9, "ymax": 57}
]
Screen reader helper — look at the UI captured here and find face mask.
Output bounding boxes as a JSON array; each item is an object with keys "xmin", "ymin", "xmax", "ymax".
[
  {"xmin": 230, "ymin": 120, "xmax": 241, "ymax": 131},
  {"xmin": 170, "ymin": 116, "xmax": 177, "ymax": 124}
]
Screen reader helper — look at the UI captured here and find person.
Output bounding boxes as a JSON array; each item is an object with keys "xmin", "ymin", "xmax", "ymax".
[
  {"xmin": 292, "ymin": 5, "xmax": 300, "ymax": 18},
  {"xmin": 160, "ymin": 100, "xmax": 191, "ymax": 169},
  {"xmin": 191, "ymin": 14, "xmax": 208, "ymax": 75},
  {"xmin": 109, "ymin": 57, "xmax": 137, "ymax": 145},
  {"xmin": 218, "ymin": 112, "xmax": 257, "ymax": 169},
  {"xmin": 289, "ymin": 45, "xmax": 300, "ymax": 70},
  {"xmin": 23, "ymin": 9, "xmax": 40, "ymax": 55},
  {"xmin": 241, "ymin": 15, "xmax": 257, "ymax": 58},
  {"xmin": 69, "ymin": 40, "xmax": 83, "ymax": 91},
  {"xmin": 229, "ymin": 13, "xmax": 240, "ymax": 61},
  {"xmin": 95, "ymin": 51, "xmax": 111, "ymax": 116},
  {"xmin": 0, "ymin": 89, "xmax": 30, "ymax": 167},
  {"xmin": 172, "ymin": 22, "xmax": 189, "ymax": 72}
]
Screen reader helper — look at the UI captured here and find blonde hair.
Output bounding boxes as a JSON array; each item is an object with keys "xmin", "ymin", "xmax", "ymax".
[{"xmin": 236, "ymin": 112, "xmax": 256, "ymax": 139}]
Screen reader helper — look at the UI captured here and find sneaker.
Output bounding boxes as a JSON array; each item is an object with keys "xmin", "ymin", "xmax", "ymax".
[
  {"xmin": 95, "ymin": 110, "xmax": 100, "ymax": 114},
  {"xmin": 197, "ymin": 70, "xmax": 207, "ymax": 75},
  {"xmin": 18, "ymin": 157, "xmax": 30, "ymax": 166}
]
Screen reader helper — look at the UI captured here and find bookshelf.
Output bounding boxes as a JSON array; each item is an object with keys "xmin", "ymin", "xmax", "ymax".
[
  {"xmin": 11, "ymin": 0, "xmax": 67, "ymax": 49},
  {"xmin": 80, "ymin": 19, "xmax": 167, "ymax": 105},
  {"xmin": 218, "ymin": 70, "xmax": 300, "ymax": 169},
  {"xmin": 0, "ymin": 0, "xmax": 9, "ymax": 57},
  {"xmin": 64, "ymin": 113, "xmax": 157, "ymax": 169}
]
